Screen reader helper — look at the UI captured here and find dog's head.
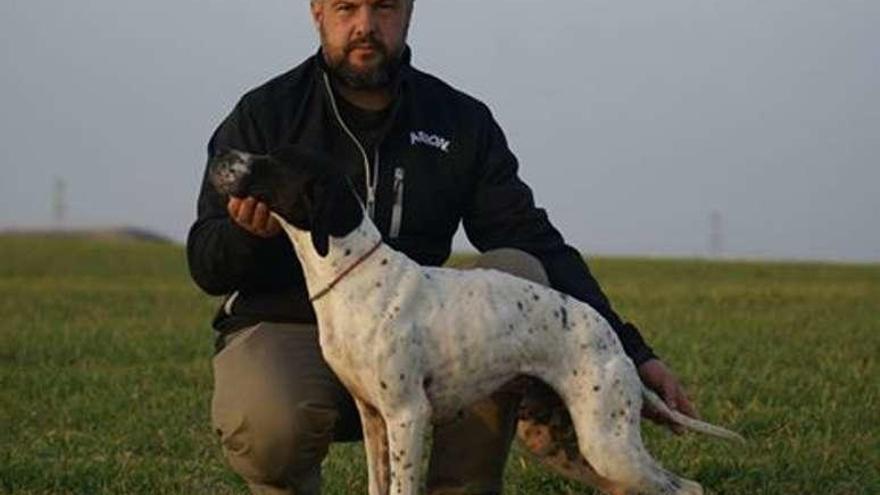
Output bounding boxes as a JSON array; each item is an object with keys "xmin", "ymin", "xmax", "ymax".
[{"xmin": 209, "ymin": 145, "xmax": 362, "ymax": 257}]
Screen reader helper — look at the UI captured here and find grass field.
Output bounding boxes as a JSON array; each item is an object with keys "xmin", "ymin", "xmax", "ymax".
[{"xmin": 1, "ymin": 236, "xmax": 878, "ymax": 494}]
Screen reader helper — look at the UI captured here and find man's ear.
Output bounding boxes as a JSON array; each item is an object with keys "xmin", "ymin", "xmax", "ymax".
[{"xmin": 310, "ymin": 0, "xmax": 324, "ymax": 31}]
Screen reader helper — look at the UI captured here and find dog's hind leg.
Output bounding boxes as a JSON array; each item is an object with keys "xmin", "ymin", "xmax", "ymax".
[
  {"xmin": 545, "ymin": 358, "xmax": 704, "ymax": 495},
  {"xmin": 355, "ymin": 399, "xmax": 391, "ymax": 495},
  {"xmin": 516, "ymin": 382, "xmax": 618, "ymax": 493}
]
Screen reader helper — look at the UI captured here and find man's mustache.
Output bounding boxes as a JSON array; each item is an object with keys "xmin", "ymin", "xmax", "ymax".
[{"xmin": 345, "ymin": 36, "xmax": 388, "ymax": 56}]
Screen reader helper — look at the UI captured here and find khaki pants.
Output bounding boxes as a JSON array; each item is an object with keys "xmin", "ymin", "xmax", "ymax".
[{"xmin": 211, "ymin": 249, "xmax": 549, "ymax": 495}]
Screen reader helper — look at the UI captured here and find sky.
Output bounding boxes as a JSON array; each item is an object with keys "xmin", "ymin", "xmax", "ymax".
[{"xmin": 2, "ymin": 0, "xmax": 878, "ymax": 261}]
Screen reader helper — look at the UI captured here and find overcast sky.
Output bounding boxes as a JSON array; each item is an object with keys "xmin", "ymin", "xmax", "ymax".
[{"xmin": 2, "ymin": 0, "xmax": 878, "ymax": 261}]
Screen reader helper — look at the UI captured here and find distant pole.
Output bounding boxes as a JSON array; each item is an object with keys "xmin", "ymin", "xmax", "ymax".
[
  {"xmin": 708, "ymin": 210, "xmax": 724, "ymax": 258},
  {"xmin": 52, "ymin": 177, "xmax": 67, "ymax": 228}
]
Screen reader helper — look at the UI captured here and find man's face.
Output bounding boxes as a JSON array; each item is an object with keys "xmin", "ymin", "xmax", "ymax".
[{"xmin": 311, "ymin": 0, "xmax": 412, "ymax": 89}]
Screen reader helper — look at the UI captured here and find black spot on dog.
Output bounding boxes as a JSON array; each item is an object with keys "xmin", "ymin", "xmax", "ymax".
[
  {"xmin": 593, "ymin": 385, "xmax": 601, "ymax": 392},
  {"xmin": 381, "ymin": 381, "xmax": 388, "ymax": 389},
  {"xmin": 517, "ymin": 301, "xmax": 524, "ymax": 312},
  {"xmin": 423, "ymin": 375, "xmax": 433, "ymax": 389},
  {"xmin": 376, "ymin": 282, "xmax": 383, "ymax": 288},
  {"xmin": 344, "ymin": 248, "xmax": 352, "ymax": 256},
  {"xmin": 381, "ymin": 258, "xmax": 389, "ymax": 265},
  {"xmin": 424, "ymin": 273, "xmax": 432, "ymax": 280},
  {"xmin": 399, "ymin": 373, "xmax": 406, "ymax": 381},
  {"xmin": 559, "ymin": 306, "xmax": 568, "ymax": 330}
]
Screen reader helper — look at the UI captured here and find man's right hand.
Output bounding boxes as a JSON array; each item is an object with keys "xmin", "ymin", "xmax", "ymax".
[{"xmin": 228, "ymin": 196, "xmax": 282, "ymax": 238}]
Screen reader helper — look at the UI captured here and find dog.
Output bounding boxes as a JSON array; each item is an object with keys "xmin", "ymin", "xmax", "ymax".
[{"xmin": 209, "ymin": 146, "xmax": 743, "ymax": 495}]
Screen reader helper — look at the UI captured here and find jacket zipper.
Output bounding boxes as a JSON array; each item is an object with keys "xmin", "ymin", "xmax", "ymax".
[
  {"xmin": 322, "ymin": 72, "xmax": 379, "ymax": 219},
  {"xmin": 390, "ymin": 167, "xmax": 405, "ymax": 238}
]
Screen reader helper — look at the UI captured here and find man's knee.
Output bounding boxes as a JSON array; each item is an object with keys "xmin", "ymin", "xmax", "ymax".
[
  {"xmin": 471, "ymin": 248, "xmax": 549, "ymax": 287},
  {"xmin": 214, "ymin": 396, "xmax": 337, "ymax": 493},
  {"xmin": 210, "ymin": 322, "xmax": 350, "ymax": 493}
]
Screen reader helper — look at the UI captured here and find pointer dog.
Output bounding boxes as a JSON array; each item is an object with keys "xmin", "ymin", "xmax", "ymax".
[{"xmin": 210, "ymin": 146, "xmax": 743, "ymax": 495}]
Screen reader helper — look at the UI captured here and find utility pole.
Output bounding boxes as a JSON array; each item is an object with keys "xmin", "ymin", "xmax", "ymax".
[
  {"xmin": 708, "ymin": 210, "xmax": 724, "ymax": 258},
  {"xmin": 52, "ymin": 177, "xmax": 67, "ymax": 228}
]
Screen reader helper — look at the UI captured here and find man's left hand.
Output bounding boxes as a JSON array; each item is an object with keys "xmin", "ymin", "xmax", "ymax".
[{"xmin": 637, "ymin": 358, "xmax": 698, "ymax": 434}]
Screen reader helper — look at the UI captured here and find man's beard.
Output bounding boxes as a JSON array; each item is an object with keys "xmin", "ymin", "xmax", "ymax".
[{"xmin": 324, "ymin": 34, "xmax": 403, "ymax": 90}]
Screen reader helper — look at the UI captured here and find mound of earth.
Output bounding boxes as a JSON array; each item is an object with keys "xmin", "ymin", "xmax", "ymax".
[{"xmin": 0, "ymin": 226, "xmax": 173, "ymax": 243}]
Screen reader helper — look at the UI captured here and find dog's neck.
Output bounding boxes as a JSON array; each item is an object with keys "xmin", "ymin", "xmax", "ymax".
[{"xmin": 275, "ymin": 213, "xmax": 384, "ymax": 302}]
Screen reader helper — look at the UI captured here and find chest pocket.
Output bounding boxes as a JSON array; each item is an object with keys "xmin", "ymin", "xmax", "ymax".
[{"xmin": 389, "ymin": 145, "xmax": 464, "ymax": 241}]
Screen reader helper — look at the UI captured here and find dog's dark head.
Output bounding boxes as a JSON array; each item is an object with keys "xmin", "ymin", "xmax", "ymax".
[{"xmin": 209, "ymin": 145, "xmax": 363, "ymax": 257}]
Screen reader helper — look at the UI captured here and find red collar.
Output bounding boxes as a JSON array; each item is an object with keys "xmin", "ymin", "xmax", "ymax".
[{"xmin": 309, "ymin": 240, "xmax": 384, "ymax": 303}]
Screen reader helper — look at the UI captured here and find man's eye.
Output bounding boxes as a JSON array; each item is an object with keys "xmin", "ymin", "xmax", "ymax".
[{"xmin": 335, "ymin": 3, "xmax": 355, "ymax": 12}]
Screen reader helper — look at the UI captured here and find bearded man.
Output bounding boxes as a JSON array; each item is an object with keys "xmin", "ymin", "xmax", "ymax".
[{"xmin": 187, "ymin": 1, "xmax": 697, "ymax": 494}]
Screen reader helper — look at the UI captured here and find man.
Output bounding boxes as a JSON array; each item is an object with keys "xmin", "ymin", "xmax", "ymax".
[{"xmin": 187, "ymin": 1, "xmax": 697, "ymax": 494}]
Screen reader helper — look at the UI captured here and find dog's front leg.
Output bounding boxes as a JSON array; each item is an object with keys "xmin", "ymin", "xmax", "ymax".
[
  {"xmin": 355, "ymin": 399, "xmax": 391, "ymax": 495},
  {"xmin": 383, "ymin": 398, "xmax": 430, "ymax": 495}
]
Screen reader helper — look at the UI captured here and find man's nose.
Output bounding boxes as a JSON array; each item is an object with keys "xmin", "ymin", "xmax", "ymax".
[{"xmin": 352, "ymin": 6, "xmax": 377, "ymax": 38}]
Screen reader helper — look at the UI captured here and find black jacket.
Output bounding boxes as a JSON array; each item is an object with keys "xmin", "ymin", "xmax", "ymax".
[{"xmin": 187, "ymin": 48, "xmax": 656, "ymax": 365}]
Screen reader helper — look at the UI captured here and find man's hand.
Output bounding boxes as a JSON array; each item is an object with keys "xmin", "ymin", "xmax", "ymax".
[
  {"xmin": 228, "ymin": 196, "xmax": 282, "ymax": 238},
  {"xmin": 638, "ymin": 358, "xmax": 698, "ymax": 434}
]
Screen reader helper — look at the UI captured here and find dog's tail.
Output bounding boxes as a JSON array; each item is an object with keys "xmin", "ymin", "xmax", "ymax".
[{"xmin": 641, "ymin": 387, "xmax": 745, "ymax": 443}]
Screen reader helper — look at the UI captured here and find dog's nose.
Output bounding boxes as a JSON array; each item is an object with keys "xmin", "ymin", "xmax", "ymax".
[{"xmin": 209, "ymin": 150, "xmax": 253, "ymax": 198}]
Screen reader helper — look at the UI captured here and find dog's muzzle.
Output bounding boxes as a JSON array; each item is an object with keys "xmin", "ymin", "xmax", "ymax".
[{"xmin": 209, "ymin": 150, "xmax": 255, "ymax": 198}]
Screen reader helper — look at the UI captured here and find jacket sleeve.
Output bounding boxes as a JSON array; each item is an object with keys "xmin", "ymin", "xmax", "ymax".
[
  {"xmin": 186, "ymin": 98, "xmax": 298, "ymax": 296},
  {"xmin": 462, "ymin": 105, "xmax": 657, "ymax": 366}
]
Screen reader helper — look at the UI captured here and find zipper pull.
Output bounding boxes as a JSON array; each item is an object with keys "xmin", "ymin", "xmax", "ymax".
[
  {"xmin": 367, "ymin": 186, "xmax": 376, "ymax": 219},
  {"xmin": 393, "ymin": 167, "xmax": 405, "ymax": 194},
  {"xmin": 390, "ymin": 167, "xmax": 405, "ymax": 239}
]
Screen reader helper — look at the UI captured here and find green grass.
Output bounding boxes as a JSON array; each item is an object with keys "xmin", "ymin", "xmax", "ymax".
[{"xmin": 1, "ymin": 236, "xmax": 877, "ymax": 494}]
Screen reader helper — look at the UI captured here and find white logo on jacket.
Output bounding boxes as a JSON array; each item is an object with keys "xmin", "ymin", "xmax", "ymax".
[{"xmin": 410, "ymin": 131, "xmax": 451, "ymax": 153}]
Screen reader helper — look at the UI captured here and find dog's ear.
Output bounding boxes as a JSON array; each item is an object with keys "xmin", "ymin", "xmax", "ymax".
[
  {"xmin": 264, "ymin": 145, "xmax": 363, "ymax": 257},
  {"xmin": 306, "ymin": 174, "xmax": 364, "ymax": 258},
  {"xmin": 306, "ymin": 175, "xmax": 334, "ymax": 257}
]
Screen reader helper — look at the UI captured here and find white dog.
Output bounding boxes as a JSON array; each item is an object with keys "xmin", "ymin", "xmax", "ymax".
[{"xmin": 210, "ymin": 147, "xmax": 743, "ymax": 495}]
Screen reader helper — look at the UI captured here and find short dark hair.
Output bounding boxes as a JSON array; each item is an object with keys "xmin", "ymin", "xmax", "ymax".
[{"xmin": 311, "ymin": 0, "xmax": 414, "ymax": 4}]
